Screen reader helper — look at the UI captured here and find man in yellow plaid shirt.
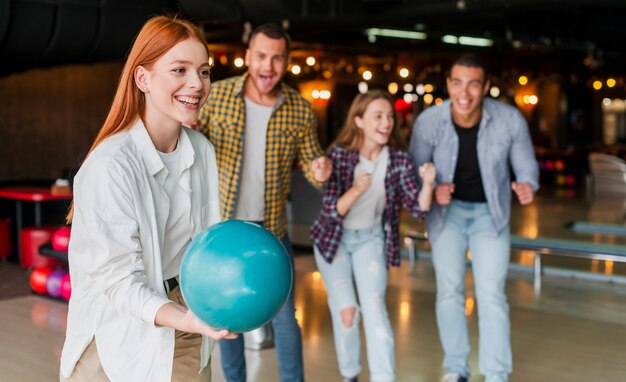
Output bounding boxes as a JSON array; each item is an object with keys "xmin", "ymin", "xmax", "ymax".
[{"xmin": 197, "ymin": 23, "xmax": 331, "ymax": 382}]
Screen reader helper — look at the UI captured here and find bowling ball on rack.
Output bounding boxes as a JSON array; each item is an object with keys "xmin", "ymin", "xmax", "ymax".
[
  {"xmin": 179, "ymin": 220, "xmax": 293, "ymax": 333},
  {"xmin": 51, "ymin": 226, "xmax": 71, "ymax": 251},
  {"xmin": 60, "ymin": 272, "xmax": 71, "ymax": 301},
  {"xmin": 30, "ymin": 267, "xmax": 53, "ymax": 295},
  {"xmin": 46, "ymin": 269, "xmax": 66, "ymax": 298}
]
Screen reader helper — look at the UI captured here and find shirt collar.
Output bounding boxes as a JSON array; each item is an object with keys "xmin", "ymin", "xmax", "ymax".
[
  {"xmin": 178, "ymin": 127, "xmax": 195, "ymax": 171},
  {"xmin": 129, "ymin": 119, "xmax": 195, "ymax": 177},
  {"xmin": 129, "ymin": 119, "xmax": 163, "ymax": 177}
]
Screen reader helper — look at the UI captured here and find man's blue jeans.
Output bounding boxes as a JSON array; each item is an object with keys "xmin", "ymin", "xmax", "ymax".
[
  {"xmin": 431, "ymin": 200, "xmax": 512, "ymax": 382},
  {"xmin": 219, "ymin": 234, "xmax": 304, "ymax": 382}
]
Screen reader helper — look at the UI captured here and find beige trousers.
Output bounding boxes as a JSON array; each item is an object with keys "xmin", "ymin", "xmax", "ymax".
[{"xmin": 60, "ymin": 285, "xmax": 211, "ymax": 382}]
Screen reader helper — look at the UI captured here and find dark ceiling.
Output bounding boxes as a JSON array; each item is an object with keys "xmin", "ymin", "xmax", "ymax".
[
  {"xmin": 193, "ymin": 0, "xmax": 626, "ymax": 76},
  {"xmin": 2, "ymin": 0, "xmax": 626, "ymax": 77}
]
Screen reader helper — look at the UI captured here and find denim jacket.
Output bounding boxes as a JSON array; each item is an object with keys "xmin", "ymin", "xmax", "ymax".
[{"xmin": 409, "ymin": 98, "xmax": 539, "ymax": 244}]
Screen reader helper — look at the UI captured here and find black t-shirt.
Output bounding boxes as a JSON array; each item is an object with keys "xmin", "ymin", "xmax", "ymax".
[{"xmin": 452, "ymin": 120, "xmax": 487, "ymax": 202}]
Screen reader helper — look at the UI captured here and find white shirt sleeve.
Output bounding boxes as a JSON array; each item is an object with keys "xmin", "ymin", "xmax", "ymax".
[{"xmin": 71, "ymin": 157, "xmax": 170, "ymax": 326}]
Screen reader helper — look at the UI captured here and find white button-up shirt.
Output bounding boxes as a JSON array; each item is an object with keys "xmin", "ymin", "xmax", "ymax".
[{"xmin": 60, "ymin": 120, "xmax": 221, "ymax": 381}]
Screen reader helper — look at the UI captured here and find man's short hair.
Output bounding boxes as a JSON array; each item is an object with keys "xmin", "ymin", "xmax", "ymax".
[
  {"xmin": 450, "ymin": 54, "xmax": 489, "ymax": 82},
  {"xmin": 249, "ymin": 23, "xmax": 291, "ymax": 55}
]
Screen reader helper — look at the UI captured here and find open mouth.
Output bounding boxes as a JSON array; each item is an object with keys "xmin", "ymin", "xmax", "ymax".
[
  {"xmin": 175, "ymin": 95, "xmax": 201, "ymax": 106},
  {"xmin": 456, "ymin": 99, "xmax": 472, "ymax": 109},
  {"xmin": 259, "ymin": 74, "xmax": 275, "ymax": 86}
]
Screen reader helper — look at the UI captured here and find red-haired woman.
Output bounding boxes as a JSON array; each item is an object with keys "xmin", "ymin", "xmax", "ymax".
[
  {"xmin": 311, "ymin": 90, "xmax": 435, "ymax": 382},
  {"xmin": 60, "ymin": 16, "xmax": 235, "ymax": 381}
]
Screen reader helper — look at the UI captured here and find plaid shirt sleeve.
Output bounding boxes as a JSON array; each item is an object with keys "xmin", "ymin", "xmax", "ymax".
[
  {"xmin": 319, "ymin": 147, "xmax": 347, "ymax": 223},
  {"xmin": 310, "ymin": 146, "xmax": 356, "ymax": 262},
  {"xmin": 397, "ymin": 151, "xmax": 428, "ymax": 220},
  {"xmin": 295, "ymin": 104, "xmax": 325, "ymax": 189}
]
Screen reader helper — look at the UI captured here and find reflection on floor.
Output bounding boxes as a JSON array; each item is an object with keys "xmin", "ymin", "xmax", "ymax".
[
  {"xmin": 397, "ymin": 186, "xmax": 626, "ymax": 278},
  {"xmin": 2, "ymin": 255, "xmax": 626, "ymax": 382},
  {"xmin": 1, "ymin": 187, "xmax": 625, "ymax": 381}
]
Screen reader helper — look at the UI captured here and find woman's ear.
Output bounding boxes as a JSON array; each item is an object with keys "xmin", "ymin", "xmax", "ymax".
[
  {"xmin": 134, "ymin": 65, "xmax": 149, "ymax": 93},
  {"xmin": 354, "ymin": 115, "xmax": 363, "ymax": 129}
]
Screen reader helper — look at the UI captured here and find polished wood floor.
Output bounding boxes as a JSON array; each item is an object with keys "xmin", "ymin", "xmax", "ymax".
[{"xmin": 1, "ymin": 187, "xmax": 625, "ymax": 381}]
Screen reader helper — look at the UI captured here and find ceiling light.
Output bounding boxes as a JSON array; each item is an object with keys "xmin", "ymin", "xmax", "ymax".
[
  {"xmin": 442, "ymin": 34, "xmax": 493, "ymax": 47},
  {"xmin": 442, "ymin": 35, "xmax": 458, "ymax": 44},
  {"xmin": 388, "ymin": 82, "xmax": 398, "ymax": 95},
  {"xmin": 358, "ymin": 82, "xmax": 368, "ymax": 94},
  {"xmin": 459, "ymin": 36, "xmax": 493, "ymax": 47},
  {"xmin": 593, "ymin": 80, "xmax": 602, "ymax": 90},
  {"xmin": 518, "ymin": 76, "xmax": 528, "ymax": 85},
  {"xmin": 366, "ymin": 28, "xmax": 427, "ymax": 43},
  {"xmin": 607, "ymin": 78, "xmax": 616, "ymax": 88}
]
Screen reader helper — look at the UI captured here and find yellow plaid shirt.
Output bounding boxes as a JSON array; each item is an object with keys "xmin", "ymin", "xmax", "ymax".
[{"xmin": 198, "ymin": 73, "xmax": 324, "ymax": 239}]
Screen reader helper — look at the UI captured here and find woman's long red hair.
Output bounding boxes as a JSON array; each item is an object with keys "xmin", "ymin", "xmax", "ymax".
[{"xmin": 66, "ymin": 16, "xmax": 209, "ymax": 222}]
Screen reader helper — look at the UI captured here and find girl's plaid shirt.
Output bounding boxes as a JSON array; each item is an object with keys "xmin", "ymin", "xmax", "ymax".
[{"xmin": 311, "ymin": 145, "xmax": 428, "ymax": 268}]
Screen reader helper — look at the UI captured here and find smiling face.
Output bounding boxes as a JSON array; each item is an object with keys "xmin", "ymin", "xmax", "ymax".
[
  {"xmin": 446, "ymin": 64, "xmax": 490, "ymax": 127},
  {"xmin": 355, "ymin": 98, "xmax": 396, "ymax": 149},
  {"xmin": 137, "ymin": 37, "xmax": 211, "ymax": 127},
  {"xmin": 244, "ymin": 32, "xmax": 288, "ymax": 104}
]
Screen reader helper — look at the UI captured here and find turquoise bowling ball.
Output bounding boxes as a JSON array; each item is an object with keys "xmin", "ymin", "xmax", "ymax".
[{"xmin": 180, "ymin": 220, "xmax": 293, "ymax": 333}]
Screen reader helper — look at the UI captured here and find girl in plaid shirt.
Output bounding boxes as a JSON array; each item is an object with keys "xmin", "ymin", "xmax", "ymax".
[{"xmin": 311, "ymin": 90, "xmax": 435, "ymax": 382}]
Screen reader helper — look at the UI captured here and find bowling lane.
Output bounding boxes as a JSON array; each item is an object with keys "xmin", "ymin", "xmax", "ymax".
[
  {"xmin": 0, "ymin": 296, "xmax": 67, "ymax": 381},
  {"xmin": 2, "ymin": 252, "xmax": 626, "ymax": 382}
]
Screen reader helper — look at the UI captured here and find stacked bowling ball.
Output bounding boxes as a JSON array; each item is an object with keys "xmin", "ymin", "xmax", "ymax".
[
  {"xmin": 51, "ymin": 226, "xmax": 71, "ymax": 251},
  {"xmin": 30, "ymin": 225, "xmax": 72, "ymax": 300},
  {"xmin": 30, "ymin": 267, "xmax": 71, "ymax": 301}
]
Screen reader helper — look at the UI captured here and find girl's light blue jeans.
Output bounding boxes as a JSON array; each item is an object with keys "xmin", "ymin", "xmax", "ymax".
[{"xmin": 314, "ymin": 224, "xmax": 395, "ymax": 382}]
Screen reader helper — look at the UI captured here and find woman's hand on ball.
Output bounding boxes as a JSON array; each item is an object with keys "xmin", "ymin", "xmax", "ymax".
[
  {"xmin": 185, "ymin": 310, "xmax": 239, "ymax": 340},
  {"xmin": 155, "ymin": 302, "xmax": 238, "ymax": 340}
]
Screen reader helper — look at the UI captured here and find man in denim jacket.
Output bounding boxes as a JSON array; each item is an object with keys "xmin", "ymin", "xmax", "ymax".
[{"xmin": 409, "ymin": 55, "xmax": 539, "ymax": 382}]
